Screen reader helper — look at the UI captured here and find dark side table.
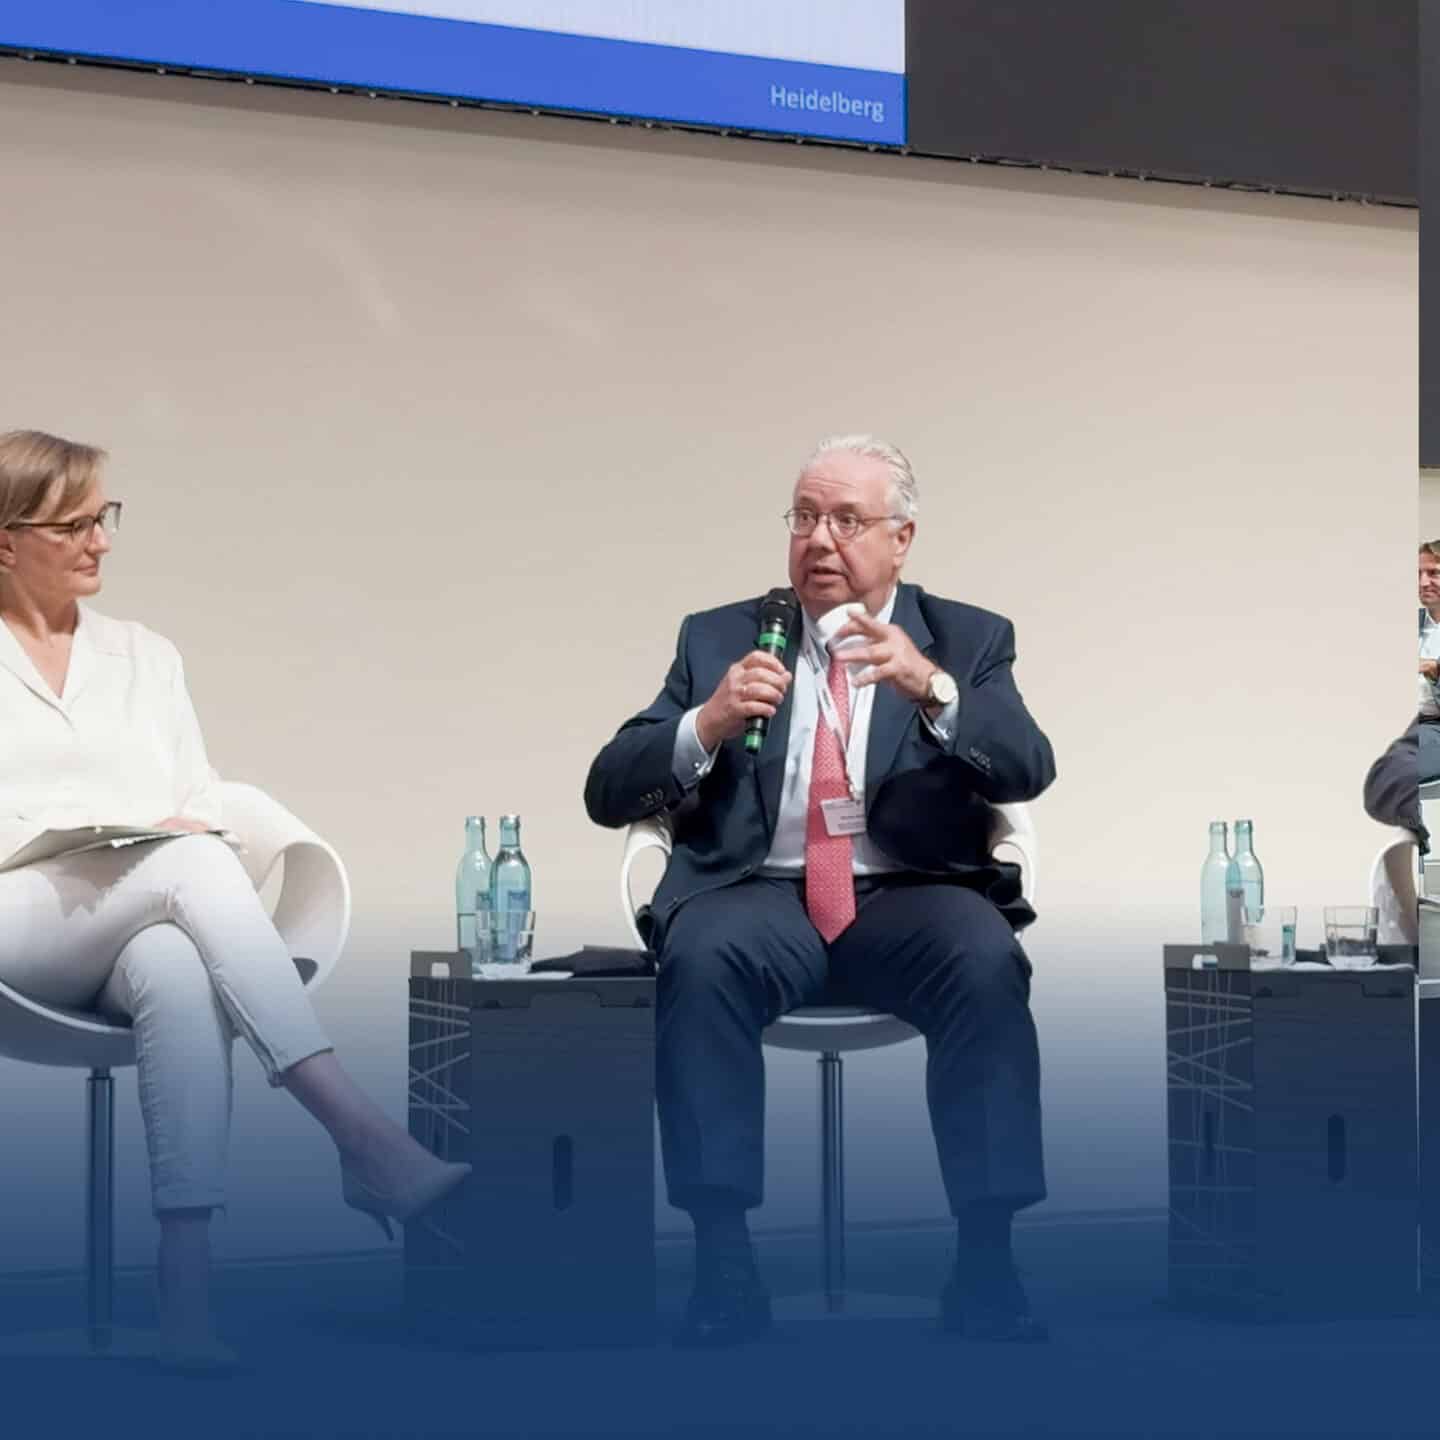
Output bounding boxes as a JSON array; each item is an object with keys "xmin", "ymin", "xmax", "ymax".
[
  {"xmin": 1164, "ymin": 943, "xmax": 1417, "ymax": 1318},
  {"xmin": 405, "ymin": 951, "xmax": 657, "ymax": 1347},
  {"xmin": 1422, "ymin": 970, "xmax": 1440, "ymax": 1286}
]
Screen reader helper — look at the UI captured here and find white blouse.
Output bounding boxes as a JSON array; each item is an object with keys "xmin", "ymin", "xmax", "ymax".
[{"xmin": 0, "ymin": 606, "xmax": 221, "ymax": 867}]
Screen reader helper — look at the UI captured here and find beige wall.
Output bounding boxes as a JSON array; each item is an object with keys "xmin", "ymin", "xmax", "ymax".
[
  {"xmin": 0, "ymin": 61, "xmax": 1417, "ymax": 1264},
  {"xmin": 1423, "ymin": 473, "xmax": 1440, "ymax": 540}
]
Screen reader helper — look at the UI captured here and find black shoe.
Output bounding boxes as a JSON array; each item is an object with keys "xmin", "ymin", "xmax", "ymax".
[
  {"xmin": 675, "ymin": 1261, "xmax": 773, "ymax": 1349},
  {"xmin": 939, "ymin": 1263, "xmax": 1049, "ymax": 1343}
]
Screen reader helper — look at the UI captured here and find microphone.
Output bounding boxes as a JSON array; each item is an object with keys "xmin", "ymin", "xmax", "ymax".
[{"xmin": 744, "ymin": 586, "xmax": 797, "ymax": 754}]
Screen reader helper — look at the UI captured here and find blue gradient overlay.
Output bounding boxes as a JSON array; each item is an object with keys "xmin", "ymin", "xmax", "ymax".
[
  {"xmin": 0, "ymin": 914, "xmax": 1429, "ymax": 1433},
  {"xmin": 0, "ymin": 1, "xmax": 906, "ymax": 145}
]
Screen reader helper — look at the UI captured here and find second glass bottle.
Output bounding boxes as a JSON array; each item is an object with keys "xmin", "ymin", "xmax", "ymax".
[{"xmin": 490, "ymin": 813, "xmax": 533, "ymax": 964}]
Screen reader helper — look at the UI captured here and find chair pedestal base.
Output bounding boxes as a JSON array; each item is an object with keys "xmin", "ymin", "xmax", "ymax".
[
  {"xmin": 0, "ymin": 1067, "xmax": 135, "ymax": 1362},
  {"xmin": 802, "ymin": 1053, "xmax": 938, "ymax": 1324}
]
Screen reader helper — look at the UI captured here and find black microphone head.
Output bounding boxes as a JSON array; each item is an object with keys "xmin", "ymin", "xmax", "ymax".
[
  {"xmin": 759, "ymin": 586, "xmax": 797, "ymax": 631},
  {"xmin": 747, "ymin": 588, "xmax": 798, "ymax": 754}
]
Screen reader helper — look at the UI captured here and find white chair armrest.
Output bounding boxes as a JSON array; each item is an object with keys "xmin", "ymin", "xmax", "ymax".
[
  {"xmin": 620, "ymin": 815, "xmax": 674, "ymax": 948},
  {"xmin": 621, "ymin": 802, "xmax": 1038, "ymax": 949},
  {"xmin": 219, "ymin": 781, "xmax": 351, "ymax": 991},
  {"xmin": 990, "ymin": 801, "xmax": 1038, "ymax": 911}
]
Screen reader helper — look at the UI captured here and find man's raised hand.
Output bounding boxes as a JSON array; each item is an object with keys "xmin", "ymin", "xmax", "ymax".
[{"xmin": 833, "ymin": 610, "xmax": 938, "ymax": 705}]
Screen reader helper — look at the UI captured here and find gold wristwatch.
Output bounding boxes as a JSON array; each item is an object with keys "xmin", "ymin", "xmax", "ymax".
[{"xmin": 924, "ymin": 669, "xmax": 958, "ymax": 707}]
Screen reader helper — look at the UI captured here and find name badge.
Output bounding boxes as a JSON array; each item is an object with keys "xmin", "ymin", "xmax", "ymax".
[{"xmin": 820, "ymin": 796, "xmax": 867, "ymax": 837}]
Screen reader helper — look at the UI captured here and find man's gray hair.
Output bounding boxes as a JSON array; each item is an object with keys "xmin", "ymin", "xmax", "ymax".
[{"xmin": 804, "ymin": 433, "xmax": 919, "ymax": 525}]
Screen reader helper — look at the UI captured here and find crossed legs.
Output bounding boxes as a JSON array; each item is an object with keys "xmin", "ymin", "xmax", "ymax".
[{"xmin": 0, "ymin": 834, "xmax": 460, "ymax": 1354}]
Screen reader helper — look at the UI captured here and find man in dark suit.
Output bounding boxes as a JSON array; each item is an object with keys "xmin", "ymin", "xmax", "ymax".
[{"xmin": 585, "ymin": 435, "xmax": 1056, "ymax": 1346}]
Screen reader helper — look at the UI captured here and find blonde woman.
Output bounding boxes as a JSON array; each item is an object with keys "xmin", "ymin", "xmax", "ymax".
[{"xmin": 0, "ymin": 430, "xmax": 467, "ymax": 1369}]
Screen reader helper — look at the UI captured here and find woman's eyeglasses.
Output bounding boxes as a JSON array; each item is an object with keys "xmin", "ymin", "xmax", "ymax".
[{"xmin": 7, "ymin": 501, "xmax": 123, "ymax": 544}]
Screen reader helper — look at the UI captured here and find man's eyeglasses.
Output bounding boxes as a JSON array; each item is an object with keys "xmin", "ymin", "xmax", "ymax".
[
  {"xmin": 7, "ymin": 501, "xmax": 122, "ymax": 544},
  {"xmin": 783, "ymin": 506, "xmax": 897, "ymax": 542}
]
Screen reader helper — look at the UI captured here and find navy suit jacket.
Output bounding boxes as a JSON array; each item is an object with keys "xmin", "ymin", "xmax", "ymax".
[{"xmin": 584, "ymin": 582, "xmax": 1056, "ymax": 941}]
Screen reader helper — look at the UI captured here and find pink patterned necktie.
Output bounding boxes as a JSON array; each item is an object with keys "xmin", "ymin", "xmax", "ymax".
[{"xmin": 805, "ymin": 649, "xmax": 857, "ymax": 943}]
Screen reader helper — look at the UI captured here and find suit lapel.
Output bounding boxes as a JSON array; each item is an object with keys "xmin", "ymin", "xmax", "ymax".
[
  {"xmin": 865, "ymin": 584, "xmax": 935, "ymax": 807},
  {"xmin": 754, "ymin": 604, "xmax": 801, "ymax": 837}
]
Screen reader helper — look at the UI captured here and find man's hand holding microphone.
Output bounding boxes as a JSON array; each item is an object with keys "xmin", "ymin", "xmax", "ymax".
[
  {"xmin": 695, "ymin": 587, "xmax": 797, "ymax": 753},
  {"xmin": 695, "ymin": 651, "xmax": 791, "ymax": 752}
]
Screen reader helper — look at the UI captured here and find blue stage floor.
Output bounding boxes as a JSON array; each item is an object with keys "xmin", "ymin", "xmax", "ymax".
[{"xmin": 0, "ymin": 1211, "xmax": 1433, "ymax": 1438}]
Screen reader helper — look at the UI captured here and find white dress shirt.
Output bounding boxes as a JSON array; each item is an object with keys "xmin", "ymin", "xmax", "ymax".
[
  {"xmin": 1421, "ymin": 609, "xmax": 1440, "ymax": 719},
  {"xmin": 672, "ymin": 589, "xmax": 959, "ymax": 876},
  {"xmin": 0, "ymin": 606, "xmax": 222, "ymax": 866}
]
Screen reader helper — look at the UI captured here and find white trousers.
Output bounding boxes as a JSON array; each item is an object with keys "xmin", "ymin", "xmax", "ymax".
[{"xmin": 0, "ymin": 835, "xmax": 331, "ymax": 1212}]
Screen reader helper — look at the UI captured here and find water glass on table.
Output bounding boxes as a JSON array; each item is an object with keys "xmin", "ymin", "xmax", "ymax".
[
  {"xmin": 1243, "ymin": 904, "xmax": 1296, "ymax": 967},
  {"xmin": 492, "ymin": 908, "xmax": 537, "ymax": 968},
  {"xmin": 470, "ymin": 907, "xmax": 537, "ymax": 976},
  {"xmin": 467, "ymin": 896, "xmax": 493, "ymax": 975},
  {"xmin": 1323, "ymin": 906, "xmax": 1379, "ymax": 969}
]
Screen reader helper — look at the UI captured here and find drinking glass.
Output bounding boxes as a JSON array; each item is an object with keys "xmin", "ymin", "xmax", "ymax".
[
  {"xmin": 1323, "ymin": 906, "xmax": 1379, "ymax": 969},
  {"xmin": 472, "ymin": 909, "xmax": 537, "ymax": 975},
  {"xmin": 497, "ymin": 909, "xmax": 537, "ymax": 968},
  {"xmin": 467, "ymin": 896, "xmax": 494, "ymax": 976},
  {"xmin": 1243, "ymin": 905, "xmax": 1297, "ymax": 967}
]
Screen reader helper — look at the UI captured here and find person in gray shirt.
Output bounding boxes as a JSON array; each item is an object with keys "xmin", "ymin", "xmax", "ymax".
[{"xmin": 1419, "ymin": 543, "xmax": 1440, "ymax": 719}]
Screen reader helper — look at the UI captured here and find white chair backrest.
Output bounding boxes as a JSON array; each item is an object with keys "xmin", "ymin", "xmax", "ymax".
[
  {"xmin": 219, "ymin": 781, "xmax": 351, "ymax": 989},
  {"xmin": 620, "ymin": 814, "xmax": 673, "ymax": 950},
  {"xmin": 989, "ymin": 802, "xmax": 1038, "ymax": 912},
  {"xmin": 1370, "ymin": 828, "xmax": 1419, "ymax": 946},
  {"xmin": 620, "ymin": 802, "xmax": 1039, "ymax": 949}
]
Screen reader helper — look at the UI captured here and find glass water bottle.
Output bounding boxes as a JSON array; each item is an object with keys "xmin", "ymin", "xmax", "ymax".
[
  {"xmin": 1232, "ymin": 818, "xmax": 1264, "ymax": 928},
  {"xmin": 1200, "ymin": 821, "xmax": 1231, "ymax": 944},
  {"xmin": 454, "ymin": 816, "xmax": 492, "ymax": 959},
  {"xmin": 489, "ymin": 814, "xmax": 532, "ymax": 964}
]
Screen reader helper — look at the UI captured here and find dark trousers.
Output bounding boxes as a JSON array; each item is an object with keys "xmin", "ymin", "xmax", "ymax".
[{"xmin": 656, "ymin": 875, "xmax": 1045, "ymax": 1216}]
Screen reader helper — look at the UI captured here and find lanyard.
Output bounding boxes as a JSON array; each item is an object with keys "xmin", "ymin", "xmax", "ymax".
[{"xmin": 802, "ymin": 631, "xmax": 865, "ymax": 803}]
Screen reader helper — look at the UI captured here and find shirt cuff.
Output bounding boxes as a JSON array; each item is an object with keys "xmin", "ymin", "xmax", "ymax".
[
  {"xmin": 673, "ymin": 707, "xmax": 718, "ymax": 789},
  {"xmin": 920, "ymin": 695, "xmax": 960, "ymax": 746}
]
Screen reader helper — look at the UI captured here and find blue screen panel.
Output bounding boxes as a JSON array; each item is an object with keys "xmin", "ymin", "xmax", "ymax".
[{"xmin": 0, "ymin": 2, "xmax": 906, "ymax": 146}]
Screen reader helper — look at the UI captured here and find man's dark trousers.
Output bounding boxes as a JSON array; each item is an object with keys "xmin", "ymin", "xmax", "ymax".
[{"xmin": 657, "ymin": 874, "xmax": 1045, "ymax": 1214}]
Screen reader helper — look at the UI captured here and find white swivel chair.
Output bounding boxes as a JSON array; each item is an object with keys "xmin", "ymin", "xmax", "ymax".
[
  {"xmin": 621, "ymin": 804, "xmax": 1038, "ymax": 1314},
  {"xmin": 0, "ymin": 782, "xmax": 350, "ymax": 1354},
  {"xmin": 1371, "ymin": 829, "xmax": 1421, "ymax": 947}
]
